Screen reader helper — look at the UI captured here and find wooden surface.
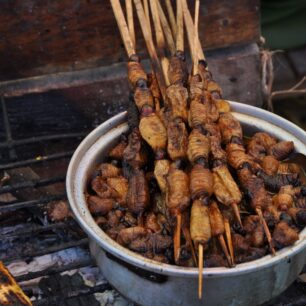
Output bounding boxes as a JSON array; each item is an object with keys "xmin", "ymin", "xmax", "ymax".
[
  {"xmin": 51, "ymin": 42, "xmax": 263, "ymax": 122},
  {"xmin": 0, "ymin": 0, "xmax": 260, "ymax": 81}
]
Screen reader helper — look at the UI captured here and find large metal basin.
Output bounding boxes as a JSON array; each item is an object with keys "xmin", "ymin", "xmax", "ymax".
[{"xmin": 67, "ymin": 102, "xmax": 306, "ymax": 306}]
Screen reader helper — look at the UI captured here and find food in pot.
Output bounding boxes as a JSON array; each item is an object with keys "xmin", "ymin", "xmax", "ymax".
[{"xmin": 86, "ymin": 0, "xmax": 306, "ymax": 269}]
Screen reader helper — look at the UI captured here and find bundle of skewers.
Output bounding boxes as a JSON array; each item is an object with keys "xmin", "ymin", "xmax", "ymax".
[{"xmin": 86, "ymin": 0, "xmax": 306, "ymax": 299}]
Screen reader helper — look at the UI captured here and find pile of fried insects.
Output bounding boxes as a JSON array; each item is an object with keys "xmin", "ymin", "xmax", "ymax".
[{"xmin": 85, "ymin": 0, "xmax": 306, "ymax": 298}]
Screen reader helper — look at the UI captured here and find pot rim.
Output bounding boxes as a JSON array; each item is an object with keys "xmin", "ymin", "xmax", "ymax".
[{"xmin": 67, "ymin": 101, "xmax": 306, "ymax": 277}]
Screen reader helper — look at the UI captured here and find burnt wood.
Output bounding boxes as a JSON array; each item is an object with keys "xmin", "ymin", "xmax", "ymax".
[{"xmin": 0, "ymin": 0, "xmax": 260, "ymax": 80}]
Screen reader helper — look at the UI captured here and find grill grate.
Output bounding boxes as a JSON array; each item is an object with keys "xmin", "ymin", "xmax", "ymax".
[{"xmin": 0, "ymin": 93, "xmax": 114, "ymax": 305}]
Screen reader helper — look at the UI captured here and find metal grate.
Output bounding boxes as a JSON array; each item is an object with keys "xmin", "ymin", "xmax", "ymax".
[{"xmin": 0, "ymin": 93, "xmax": 113, "ymax": 305}]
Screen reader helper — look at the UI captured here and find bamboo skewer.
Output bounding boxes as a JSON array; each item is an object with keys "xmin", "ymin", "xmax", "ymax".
[
  {"xmin": 198, "ymin": 243, "xmax": 204, "ymax": 299},
  {"xmin": 110, "ymin": 0, "xmax": 135, "ymax": 57},
  {"xmin": 150, "ymin": 0, "xmax": 170, "ymax": 85},
  {"xmin": 176, "ymin": 0, "xmax": 184, "ymax": 52},
  {"xmin": 165, "ymin": 0, "xmax": 177, "ymax": 38},
  {"xmin": 218, "ymin": 234, "xmax": 232, "ymax": 267},
  {"xmin": 143, "ymin": 0, "xmax": 152, "ymax": 35},
  {"xmin": 181, "ymin": 0, "xmax": 205, "ymax": 61},
  {"xmin": 182, "ymin": 0, "xmax": 244, "ymax": 232},
  {"xmin": 232, "ymin": 202, "xmax": 243, "ymax": 229},
  {"xmin": 133, "ymin": 0, "xmax": 167, "ymax": 102},
  {"xmin": 174, "ymin": 213, "xmax": 182, "ymax": 264},
  {"xmin": 184, "ymin": 0, "xmax": 274, "ymax": 258},
  {"xmin": 256, "ymin": 207, "xmax": 276, "ymax": 255},
  {"xmin": 193, "ymin": 0, "xmax": 200, "ymax": 75},
  {"xmin": 157, "ymin": 0, "xmax": 176, "ymax": 55},
  {"xmin": 182, "ymin": 225, "xmax": 197, "ymax": 266},
  {"xmin": 125, "ymin": 0, "xmax": 136, "ymax": 49},
  {"xmin": 224, "ymin": 217, "xmax": 235, "ymax": 266},
  {"xmin": 189, "ymin": 1, "xmax": 206, "ymax": 297}
]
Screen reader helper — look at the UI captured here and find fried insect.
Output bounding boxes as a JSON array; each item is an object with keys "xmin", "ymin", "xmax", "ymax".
[
  {"xmin": 209, "ymin": 201, "xmax": 232, "ymax": 266},
  {"xmin": 257, "ymin": 170, "xmax": 300, "ymax": 192},
  {"xmin": 123, "ymin": 128, "xmax": 147, "ymax": 169},
  {"xmin": 288, "ymin": 207, "xmax": 306, "ymax": 226},
  {"xmin": 98, "ymin": 163, "xmax": 122, "ymax": 178},
  {"xmin": 247, "ymin": 132, "xmax": 277, "ymax": 159},
  {"xmin": 168, "ymin": 52, "xmax": 188, "ymax": 85},
  {"xmin": 278, "ymin": 162, "xmax": 301, "ymax": 174},
  {"xmin": 166, "ymin": 166, "xmax": 190, "ymax": 215},
  {"xmin": 260, "ymin": 156, "xmax": 280, "ymax": 176},
  {"xmin": 238, "ymin": 168, "xmax": 268, "ymax": 211},
  {"xmin": 139, "ymin": 113, "xmax": 167, "ymax": 153},
  {"xmin": 190, "ymin": 164, "xmax": 213, "ymax": 200},
  {"xmin": 108, "ymin": 139, "xmax": 127, "ymax": 160},
  {"xmin": 226, "ymin": 143, "xmax": 254, "ymax": 170},
  {"xmin": 268, "ymin": 141, "xmax": 294, "ymax": 161},
  {"xmin": 215, "ymin": 99, "xmax": 231, "ymax": 113},
  {"xmin": 127, "ymin": 58, "xmax": 147, "ymax": 88},
  {"xmin": 187, "ymin": 129, "xmax": 210, "ymax": 164},
  {"xmin": 166, "ymin": 84, "xmax": 188, "ymax": 122},
  {"xmin": 87, "ymin": 196, "xmax": 114, "ymax": 215},
  {"xmin": 91, "ymin": 176, "xmax": 119, "ymax": 199},
  {"xmin": 154, "ymin": 159, "xmax": 170, "ymax": 193},
  {"xmin": 218, "ymin": 112, "xmax": 242, "ymax": 145},
  {"xmin": 190, "ymin": 200, "xmax": 211, "ymax": 247},
  {"xmin": 107, "ymin": 176, "xmax": 128, "ymax": 204},
  {"xmin": 167, "ymin": 119, "xmax": 188, "ymax": 160},
  {"xmin": 127, "ymin": 169, "xmax": 150, "ymax": 215},
  {"xmin": 213, "ymin": 164, "xmax": 242, "ymax": 226},
  {"xmin": 272, "ymin": 221, "xmax": 299, "ymax": 249}
]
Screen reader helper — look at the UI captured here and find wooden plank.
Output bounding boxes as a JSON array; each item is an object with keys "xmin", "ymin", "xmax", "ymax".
[
  {"xmin": 51, "ymin": 43, "xmax": 263, "ymax": 122},
  {"xmin": 0, "ymin": 0, "xmax": 259, "ymax": 81}
]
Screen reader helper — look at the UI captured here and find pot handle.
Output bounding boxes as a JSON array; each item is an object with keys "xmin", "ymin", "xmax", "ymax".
[{"xmin": 106, "ymin": 251, "xmax": 168, "ymax": 284}]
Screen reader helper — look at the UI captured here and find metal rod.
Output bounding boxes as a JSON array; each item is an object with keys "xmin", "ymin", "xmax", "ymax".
[
  {"xmin": 0, "ymin": 132, "xmax": 87, "ymax": 148},
  {"xmin": 16, "ymin": 258, "xmax": 94, "ymax": 282},
  {"xmin": 0, "ymin": 175, "xmax": 66, "ymax": 194},
  {"xmin": 32, "ymin": 283, "xmax": 112, "ymax": 306},
  {"xmin": 0, "ymin": 194, "xmax": 66, "ymax": 212},
  {"xmin": 0, "ymin": 151, "xmax": 74, "ymax": 170},
  {"xmin": 3, "ymin": 238, "xmax": 89, "ymax": 264},
  {"xmin": 1, "ymin": 96, "xmax": 17, "ymax": 160}
]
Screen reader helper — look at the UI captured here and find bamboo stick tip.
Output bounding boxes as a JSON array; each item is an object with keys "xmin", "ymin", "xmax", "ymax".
[
  {"xmin": 255, "ymin": 207, "xmax": 276, "ymax": 255},
  {"xmin": 231, "ymin": 203, "xmax": 243, "ymax": 228},
  {"xmin": 174, "ymin": 213, "xmax": 182, "ymax": 264},
  {"xmin": 218, "ymin": 235, "xmax": 233, "ymax": 267},
  {"xmin": 198, "ymin": 243, "xmax": 204, "ymax": 299}
]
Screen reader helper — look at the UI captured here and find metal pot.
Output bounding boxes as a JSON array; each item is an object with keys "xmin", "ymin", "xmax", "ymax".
[{"xmin": 67, "ymin": 102, "xmax": 306, "ymax": 306}]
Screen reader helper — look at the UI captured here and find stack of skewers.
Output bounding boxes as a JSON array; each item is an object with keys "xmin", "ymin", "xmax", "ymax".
[{"xmin": 86, "ymin": 0, "xmax": 306, "ymax": 299}]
